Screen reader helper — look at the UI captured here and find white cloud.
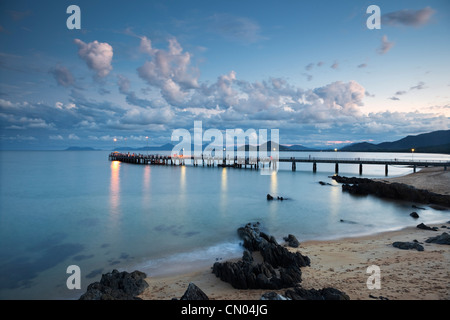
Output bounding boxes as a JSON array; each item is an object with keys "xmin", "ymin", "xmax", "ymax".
[
  {"xmin": 68, "ymin": 133, "xmax": 80, "ymax": 140},
  {"xmin": 74, "ymin": 39, "xmax": 113, "ymax": 78},
  {"xmin": 49, "ymin": 135, "xmax": 64, "ymax": 140},
  {"xmin": 137, "ymin": 37, "xmax": 199, "ymax": 105}
]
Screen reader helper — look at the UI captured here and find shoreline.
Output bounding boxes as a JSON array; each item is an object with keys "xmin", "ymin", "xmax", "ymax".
[
  {"xmin": 137, "ymin": 167, "xmax": 450, "ymax": 300},
  {"xmin": 139, "ymin": 221, "xmax": 450, "ymax": 300}
]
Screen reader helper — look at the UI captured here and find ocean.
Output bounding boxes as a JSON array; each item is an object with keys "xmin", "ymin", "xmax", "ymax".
[{"xmin": 0, "ymin": 150, "xmax": 449, "ymax": 299}]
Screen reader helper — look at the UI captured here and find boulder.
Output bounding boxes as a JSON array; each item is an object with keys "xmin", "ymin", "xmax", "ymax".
[
  {"xmin": 425, "ymin": 232, "xmax": 450, "ymax": 245},
  {"xmin": 284, "ymin": 286, "xmax": 350, "ymax": 300},
  {"xmin": 213, "ymin": 222, "xmax": 310, "ymax": 290},
  {"xmin": 417, "ymin": 223, "xmax": 438, "ymax": 231},
  {"xmin": 79, "ymin": 269, "xmax": 148, "ymax": 300},
  {"xmin": 260, "ymin": 292, "xmax": 289, "ymax": 300},
  {"xmin": 392, "ymin": 241, "xmax": 424, "ymax": 251},
  {"xmin": 180, "ymin": 283, "xmax": 209, "ymax": 300},
  {"xmin": 409, "ymin": 212, "xmax": 419, "ymax": 218},
  {"xmin": 283, "ymin": 234, "xmax": 300, "ymax": 248}
]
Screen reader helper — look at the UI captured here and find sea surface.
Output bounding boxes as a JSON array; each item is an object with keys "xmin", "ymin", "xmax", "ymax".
[{"xmin": 0, "ymin": 150, "xmax": 449, "ymax": 299}]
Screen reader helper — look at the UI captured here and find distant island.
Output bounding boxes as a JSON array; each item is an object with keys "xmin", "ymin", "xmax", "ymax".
[
  {"xmin": 65, "ymin": 130, "xmax": 450, "ymax": 154},
  {"xmin": 64, "ymin": 146, "xmax": 102, "ymax": 151}
]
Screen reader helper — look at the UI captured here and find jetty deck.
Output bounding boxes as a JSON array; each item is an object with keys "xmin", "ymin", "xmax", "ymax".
[{"xmin": 108, "ymin": 152, "xmax": 450, "ymax": 176}]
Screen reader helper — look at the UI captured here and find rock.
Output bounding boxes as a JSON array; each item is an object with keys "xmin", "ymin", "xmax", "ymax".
[
  {"xmin": 410, "ymin": 212, "xmax": 419, "ymax": 218},
  {"xmin": 425, "ymin": 232, "xmax": 450, "ymax": 245},
  {"xmin": 392, "ymin": 241, "xmax": 424, "ymax": 251},
  {"xmin": 285, "ymin": 286, "xmax": 350, "ymax": 300},
  {"xmin": 332, "ymin": 176, "xmax": 450, "ymax": 207},
  {"xmin": 417, "ymin": 223, "xmax": 438, "ymax": 231},
  {"xmin": 180, "ymin": 283, "xmax": 209, "ymax": 300},
  {"xmin": 318, "ymin": 181, "xmax": 331, "ymax": 186},
  {"xmin": 260, "ymin": 292, "xmax": 289, "ymax": 300},
  {"xmin": 267, "ymin": 194, "xmax": 274, "ymax": 200},
  {"xmin": 213, "ymin": 222, "xmax": 310, "ymax": 290},
  {"xmin": 79, "ymin": 269, "xmax": 149, "ymax": 300},
  {"xmin": 283, "ymin": 234, "xmax": 300, "ymax": 248}
]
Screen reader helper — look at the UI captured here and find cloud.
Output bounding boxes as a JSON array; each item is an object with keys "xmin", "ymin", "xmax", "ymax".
[
  {"xmin": 378, "ymin": 35, "xmax": 395, "ymax": 55},
  {"xmin": 68, "ymin": 133, "xmax": 80, "ymax": 140},
  {"xmin": 50, "ymin": 65, "xmax": 75, "ymax": 87},
  {"xmin": 331, "ymin": 61, "xmax": 339, "ymax": 69},
  {"xmin": 305, "ymin": 63, "xmax": 314, "ymax": 71},
  {"xmin": 49, "ymin": 135, "xmax": 64, "ymax": 140},
  {"xmin": 389, "ymin": 96, "xmax": 400, "ymax": 101},
  {"xmin": 382, "ymin": 7, "xmax": 435, "ymax": 27},
  {"xmin": 137, "ymin": 37, "xmax": 199, "ymax": 105},
  {"xmin": 357, "ymin": 63, "xmax": 367, "ymax": 68},
  {"xmin": 410, "ymin": 81, "xmax": 426, "ymax": 90},
  {"xmin": 207, "ymin": 13, "xmax": 265, "ymax": 43},
  {"xmin": 74, "ymin": 39, "xmax": 113, "ymax": 78}
]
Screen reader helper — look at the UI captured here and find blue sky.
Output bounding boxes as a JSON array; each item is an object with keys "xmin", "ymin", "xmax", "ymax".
[{"xmin": 0, "ymin": 0, "xmax": 449, "ymax": 150}]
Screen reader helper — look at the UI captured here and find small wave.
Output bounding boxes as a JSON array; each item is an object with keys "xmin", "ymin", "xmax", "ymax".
[{"xmin": 132, "ymin": 241, "xmax": 243, "ymax": 277}]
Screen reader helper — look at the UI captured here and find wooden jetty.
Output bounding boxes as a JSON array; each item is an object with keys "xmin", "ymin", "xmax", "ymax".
[{"xmin": 108, "ymin": 152, "xmax": 450, "ymax": 176}]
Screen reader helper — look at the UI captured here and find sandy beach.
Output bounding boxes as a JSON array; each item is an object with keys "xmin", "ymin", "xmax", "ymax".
[{"xmin": 136, "ymin": 166, "xmax": 450, "ymax": 301}]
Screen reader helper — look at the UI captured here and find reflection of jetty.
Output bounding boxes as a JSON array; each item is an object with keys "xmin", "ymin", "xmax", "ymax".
[{"xmin": 108, "ymin": 152, "xmax": 450, "ymax": 175}]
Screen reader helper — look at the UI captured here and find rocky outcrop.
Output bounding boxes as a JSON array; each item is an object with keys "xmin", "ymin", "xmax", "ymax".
[
  {"xmin": 417, "ymin": 223, "xmax": 438, "ymax": 231},
  {"xmin": 79, "ymin": 269, "xmax": 148, "ymax": 300},
  {"xmin": 180, "ymin": 282, "xmax": 209, "ymax": 300},
  {"xmin": 392, "ymin": 241, "xmax": 424, "ymax": 251},
  {"xmin": 284, "ymin": 286, "xmax": 350, "ymax": 300},
  {"xmin": 212, "ymin": 222, "xmax": 310, "ymax": 290},
  {"xmin": 425, "ymin": 232, "xmax": 450, "ymax": 245},
  {"xmin": 332, "ymin": 176, "xmax": 450, "ymax": 207}
]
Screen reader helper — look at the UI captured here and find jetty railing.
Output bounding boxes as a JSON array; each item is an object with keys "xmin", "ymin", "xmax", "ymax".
[{"xmin": 108, "ymin": 152, "xmax": 450, "ymax": 176}]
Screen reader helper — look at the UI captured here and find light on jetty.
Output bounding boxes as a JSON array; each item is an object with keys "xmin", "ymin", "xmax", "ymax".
[{"xmin": 108, "ymin": 152, "xmax": 450, "ymax": 176}]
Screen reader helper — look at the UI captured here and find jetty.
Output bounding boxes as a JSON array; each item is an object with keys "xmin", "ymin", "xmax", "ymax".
[{"xmin": 108, "ymin": 152, "xmax": 450, "ymax": 176}]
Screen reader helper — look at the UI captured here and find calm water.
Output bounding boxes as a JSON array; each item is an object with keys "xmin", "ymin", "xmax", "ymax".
[{"xmin": 0, "ymin": 150, "xmax": 449, "ymax": 299}]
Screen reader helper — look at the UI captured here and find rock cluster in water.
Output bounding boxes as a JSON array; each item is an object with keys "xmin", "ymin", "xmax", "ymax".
[
  {"xmin": 212, "ymin": 222, "xmax": 310, "ymax": 290},
  {"xmin": 332, "ymin": 176, "xmax": 450, "ymax": 207}
]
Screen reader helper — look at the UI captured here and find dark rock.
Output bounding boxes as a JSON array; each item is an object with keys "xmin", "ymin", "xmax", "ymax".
[
  {"xmin": 410, "ymin": 212, "xmax": 419, "ymax": 219},
  {"xmin": 417, "ymin": 223, "xmax": 438, "ymax": 231},
  {"xmin": 285, "ymin": 286, "xmax": 350, "ymax": 300},
  {"xmin": 260, "ymin": 292, "xmax": 288, "ymax": 300},
  {"xmin": 180, "ymin": 282, "xmax": 209, "ymax": 300},
  {"xmin": 283, "ymin": 234, "xmax": 300, "ymax": 248},
  {"xmin": 319, "ymin": 181, "xmax": 331, "ymax": 186},
  {"xmin": 425, "ymin": 232, "xmax": 450, "ymax": 245},
  {"xmin": 332, "ymin": 176, "xmax": 450, "ymax": 207},
  {"xmin": 79, "ymin": 269, "xmax": 148, "ymax": 300},
  {"xmin": 392, "ymin": 241, "xmax": 424, "ymax": 251},
  {"xmin": 213, "ymin": 223, "xmax": 310, "ymax": 290},
  {"xmin": 267, "ymin": 194, "xmax": 274, "ymax": 200}
]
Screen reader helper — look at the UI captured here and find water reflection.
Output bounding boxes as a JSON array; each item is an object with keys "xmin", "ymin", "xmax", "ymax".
[
  {"xmin": 220, "ymin": 168, "xmax": 228, "ymax": 216},
  {"xmin": 142, "ymin": 165, "xmax": 151, "ymax": 205},
  {"xmin": 109, "ymin": 161, "xmax": 121, "ymax": 221},
  {"xmin": 270, "ymin": 171, "xmax": 278, "ymax": 195}
]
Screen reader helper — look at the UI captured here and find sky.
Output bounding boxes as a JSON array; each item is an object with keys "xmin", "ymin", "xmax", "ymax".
[{"xmin": 0, "ymin": 0, "xmax": 449, "ymax": 150}]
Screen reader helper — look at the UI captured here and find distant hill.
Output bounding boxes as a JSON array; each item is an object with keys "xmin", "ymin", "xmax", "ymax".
[
  {"xmin": 341, "ymin": 130, "xmax": 450, "ymax": 153},
  {"xmin": 65, "ymin": 146, "xmax": 101, "ymax": 151},
  {"xmin": 114, "ymin": 141, "xmax": 317, "ymax": 152}
]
